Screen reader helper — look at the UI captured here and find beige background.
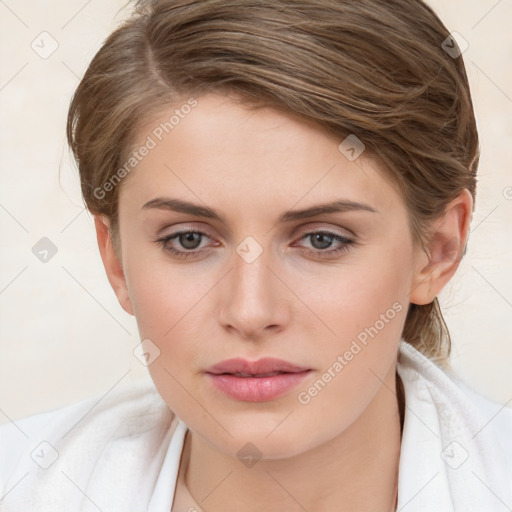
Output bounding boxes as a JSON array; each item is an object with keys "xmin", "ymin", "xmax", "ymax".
[{"xmin": 0, "ymin": 0, "xmax": 511, "ymax": 426}]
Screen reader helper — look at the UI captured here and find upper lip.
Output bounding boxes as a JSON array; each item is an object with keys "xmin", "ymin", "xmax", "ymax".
[{"xmin": 205, "ymin": 357, "xmax": 310, "ymax": 375}]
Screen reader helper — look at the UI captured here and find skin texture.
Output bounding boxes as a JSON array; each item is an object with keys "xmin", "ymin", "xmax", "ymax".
[{"xmin": 94, "ymin": 93, "xmax": 473, "ymax": 511}]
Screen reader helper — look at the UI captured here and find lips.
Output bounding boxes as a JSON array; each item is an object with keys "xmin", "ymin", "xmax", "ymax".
[
  {"xmin": 205, "ymin": 357, "xmax": 310, "ymax": 376},
  {"xmin": 205, "ymin": 357, "xmax": 312, "ymax": 401}
]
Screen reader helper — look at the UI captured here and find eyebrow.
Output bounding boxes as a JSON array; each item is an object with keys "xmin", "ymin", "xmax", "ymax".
[{"xmin": 142, "ymin": 197, "xmax": 378, "ymax": 223}]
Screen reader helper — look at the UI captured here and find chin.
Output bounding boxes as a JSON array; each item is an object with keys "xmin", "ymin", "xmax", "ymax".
[{"xmin": 208, "ymin": 419, "xmax": 316, "ymax": 462}]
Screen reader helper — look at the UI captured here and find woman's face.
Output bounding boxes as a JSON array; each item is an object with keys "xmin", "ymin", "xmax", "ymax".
[{"xmin": 114, "ymin": 93, "xmax": 421, "ymax": 459}]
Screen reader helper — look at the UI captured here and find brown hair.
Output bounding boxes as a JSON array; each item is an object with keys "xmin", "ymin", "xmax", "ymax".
[{"xmin": 67, "ymin": 0, "xmax": 479, "ymax": 367}]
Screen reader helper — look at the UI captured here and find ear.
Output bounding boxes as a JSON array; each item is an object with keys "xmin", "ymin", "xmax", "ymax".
[
  {"xmin": 409, "ymin": 189, "xmax": 473, "ymax": 305},
  {"xmin": 94, "ymin": 215, "xmax": 134, "ymax": 316}
]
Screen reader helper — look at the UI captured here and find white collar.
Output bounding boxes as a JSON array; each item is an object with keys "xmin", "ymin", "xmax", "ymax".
[{"xmin": 148, "ymin": 417, "xmax": 188, "ymax": 512}]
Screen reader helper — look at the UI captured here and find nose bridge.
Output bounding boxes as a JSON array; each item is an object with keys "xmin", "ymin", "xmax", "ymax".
[
  {"xmin": 219, "ymin": 239, "xmax": 285, "ymax": 337},
  {"xmin": 233, "ymin": 247, "xmax": 268, "ymax": 299}
]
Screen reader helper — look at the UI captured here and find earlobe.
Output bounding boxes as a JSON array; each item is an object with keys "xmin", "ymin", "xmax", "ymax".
[
  {"xmin": 93, "ymin": 215, "xmax": 134, "ymax": 316},
  {"xmin": 409, "ymin": 189, "xmax": 473, "ymax": 306}
]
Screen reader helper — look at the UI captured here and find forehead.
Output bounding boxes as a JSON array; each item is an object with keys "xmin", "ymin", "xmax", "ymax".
[{"xmin": 119, "ymin": 93, "xmax": 401, "ymax": 218}]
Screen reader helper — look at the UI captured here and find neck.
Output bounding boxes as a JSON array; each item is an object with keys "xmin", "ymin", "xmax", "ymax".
[{"xmin": 183, "ymin": 366, "xmax": 403, "ymax": 512}]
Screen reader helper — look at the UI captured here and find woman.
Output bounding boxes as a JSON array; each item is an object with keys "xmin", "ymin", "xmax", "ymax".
[{"xmin": 1, "ymin": 0, "xmax": 511, "ymax": 510}]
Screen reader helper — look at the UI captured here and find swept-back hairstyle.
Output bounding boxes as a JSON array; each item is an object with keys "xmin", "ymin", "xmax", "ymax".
[{"xmin": 67, "ymin": 0, "xmax": 479, "ymax": 367}]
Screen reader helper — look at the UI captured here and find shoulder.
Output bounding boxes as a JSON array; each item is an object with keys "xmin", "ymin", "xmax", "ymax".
[
  {"xmin": 0, "ymin": 377, "xmax": 173, "ymax": 496},
  {"xmin": 0, "ymin": 408, "xmax": 60, "ymax": 492},
  {"xmin": 444, "ymin": 378, "xmax": 512, "ymax": 495},
  {"xmin": 451, "ymin": 375, "xmax": 512, "ymax": 460},
  {"xmin": 398, "ymin": 339, "xmax": 512, "ymax": 470}
]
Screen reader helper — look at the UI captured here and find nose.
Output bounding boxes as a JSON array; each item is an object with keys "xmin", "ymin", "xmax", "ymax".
[{"xmin": 218, "ymin": 245, "xmax": 290, "ymax": 341}]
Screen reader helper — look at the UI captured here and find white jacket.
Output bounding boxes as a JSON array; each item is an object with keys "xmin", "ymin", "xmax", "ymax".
[{"xmin": 1, "ymin": 339, "xmax": 511, "ymax": 511}]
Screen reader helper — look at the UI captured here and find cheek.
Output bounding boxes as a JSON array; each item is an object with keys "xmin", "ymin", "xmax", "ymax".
[
  {"xmin": 296, "ymin": 241, "xmax": 411, "ymax": 342},
  {"xmin": 123, "ymin": 258, "xmax": 211, "ymax": 424},
  {"xmin": 122, "ymin": 240, "xmax": 210, "ymax": 338}
]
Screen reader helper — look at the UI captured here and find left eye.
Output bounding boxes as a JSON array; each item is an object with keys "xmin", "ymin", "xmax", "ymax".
[{"xmin": 295, "ymin": 231, "xmax": 354, "ymax": 257}]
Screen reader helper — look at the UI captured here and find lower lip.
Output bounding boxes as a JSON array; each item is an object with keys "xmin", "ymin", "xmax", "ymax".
[{"xmin": 206, "ymin": 371, "xmax": 311, "ymax": 402}]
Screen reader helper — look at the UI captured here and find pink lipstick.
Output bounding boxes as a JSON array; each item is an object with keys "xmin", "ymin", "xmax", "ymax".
[{"xmin": 205, "ymin": 357, "xmax": 312, "ymax": 402}]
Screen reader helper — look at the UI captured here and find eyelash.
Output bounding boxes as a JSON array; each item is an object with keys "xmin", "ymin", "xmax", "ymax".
[{"xmin": 156, "ymin": 228, "xmax": 354, "ymax": 260}]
